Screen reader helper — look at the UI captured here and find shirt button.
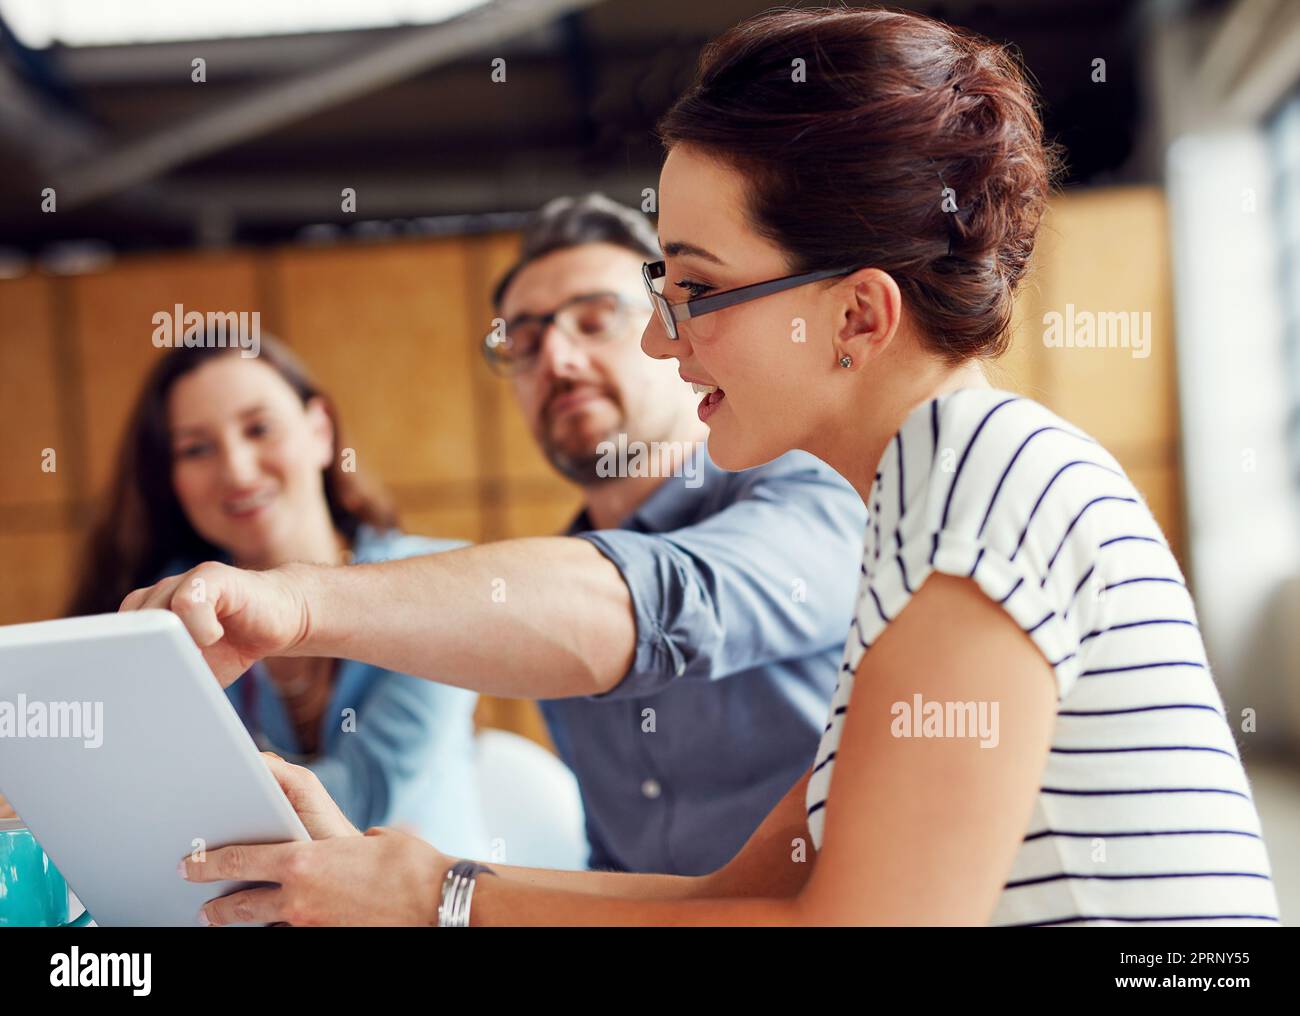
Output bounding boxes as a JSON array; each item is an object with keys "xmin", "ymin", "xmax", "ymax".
[{"xmin": 641, "ymin": 778, "xmax": 662, "ymax": 800}]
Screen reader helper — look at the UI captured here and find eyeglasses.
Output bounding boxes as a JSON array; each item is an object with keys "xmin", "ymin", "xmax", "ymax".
[
  {"xmin": 483, "ymin": 291, "xmax": 650, "ymax": 376},
  {"xmin": 642, "ymin": 260, "xmax": 861, "ymax": 340}
]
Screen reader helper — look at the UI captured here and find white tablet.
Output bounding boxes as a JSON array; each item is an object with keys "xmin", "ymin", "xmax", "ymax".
[{"xmin": 0, "ymin": 610, "xmax": 310, "ymax": 926}]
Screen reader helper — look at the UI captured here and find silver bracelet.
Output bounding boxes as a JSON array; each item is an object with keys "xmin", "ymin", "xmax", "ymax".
[{"xmin": 437, "ymin": 860, "xmax": 496, "ymax": 927}]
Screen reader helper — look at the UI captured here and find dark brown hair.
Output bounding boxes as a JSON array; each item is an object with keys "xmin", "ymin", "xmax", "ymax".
[
  {"xmin": 67, "ymin": 336, "xmax": 398, "ymax": 616},
  {"xmin": 656, "ymin": 5, "xmax": 1059, "ymax": 361}
]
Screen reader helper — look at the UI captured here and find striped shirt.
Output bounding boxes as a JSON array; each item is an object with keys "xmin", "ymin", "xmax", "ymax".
[{"xmin": 805, "ymin": 388, "xmax": 1280, "ymax": 926}]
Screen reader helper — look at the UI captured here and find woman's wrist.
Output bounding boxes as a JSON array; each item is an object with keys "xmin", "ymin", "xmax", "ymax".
[
  {"xmin": 426, "ymin": 849, "xmax": 456, "ymax": 926},
  {"xmin": 434, "ymin": 856, "xmax": 499, "ymax": 927}
]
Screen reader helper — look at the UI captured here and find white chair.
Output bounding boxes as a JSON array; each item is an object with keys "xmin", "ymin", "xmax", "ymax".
[{"xmin": 473, "ymin": 728, "xmax": 589, "ymax": 871}]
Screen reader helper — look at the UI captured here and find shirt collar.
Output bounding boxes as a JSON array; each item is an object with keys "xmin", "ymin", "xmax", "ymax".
[{"xmin": 566, "ymin": 445, "xmax": 724, "ymax": 535}]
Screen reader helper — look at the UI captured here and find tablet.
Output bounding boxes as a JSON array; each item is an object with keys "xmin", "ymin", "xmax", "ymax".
[{"xmin": 0, "ymin": 610, "xmax": 310, "ymax": 926}]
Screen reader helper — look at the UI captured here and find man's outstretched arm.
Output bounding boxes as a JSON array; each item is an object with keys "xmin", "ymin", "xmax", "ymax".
[
  {"xmin": 121, "ymin": 456, "xmax": 862, "ymax": 701},
  {"xmin": 120, "ymin": 536, "xmax": 635, "ymax": 699}
]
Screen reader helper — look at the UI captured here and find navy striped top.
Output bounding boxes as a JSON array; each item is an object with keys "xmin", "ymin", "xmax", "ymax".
[{"xmin": 805, "ymin": 388, "xmax": 1280, "ymax": 926}]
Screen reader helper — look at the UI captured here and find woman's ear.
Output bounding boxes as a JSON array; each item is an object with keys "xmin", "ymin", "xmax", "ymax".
[
  {"xmin": 304, "ymin": 397, "xmax": 336, "ymax": 470},
  {"xmin": 834, "ymin": 268, "xmax": 903, "ymax": 369}
]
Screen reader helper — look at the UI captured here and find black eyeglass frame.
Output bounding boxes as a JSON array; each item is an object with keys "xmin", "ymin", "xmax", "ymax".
[
  {"xmin": 482, "ymin": 290, "xmax": 649, "ymax": 375},
  {"xmin": 642, "ymin": 260, "xmax": 861, "ymax": 340}
]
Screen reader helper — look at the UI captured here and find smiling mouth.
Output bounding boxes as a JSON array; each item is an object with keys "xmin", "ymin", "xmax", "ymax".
[
  {"xmin": 696, "ymin": 386, "xmax": 726, "ymax": 422},
  {"xmin": 224, "ymin": 489, "xmax": 275, "ymax": 517}
]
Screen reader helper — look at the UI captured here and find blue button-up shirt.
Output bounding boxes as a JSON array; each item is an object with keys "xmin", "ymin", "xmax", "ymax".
[{"xmin": 541, "ymin": 449, "xmax": 865, "ymax": 876}]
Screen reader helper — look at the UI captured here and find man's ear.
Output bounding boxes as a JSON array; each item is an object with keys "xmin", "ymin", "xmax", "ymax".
[
  {"xmin": 304, "ymin": 396, "xmax": 336, "ymax": 470},
  {"xmin": 834, "ymin": 268, "xmax": 903, "ymax": 368}
]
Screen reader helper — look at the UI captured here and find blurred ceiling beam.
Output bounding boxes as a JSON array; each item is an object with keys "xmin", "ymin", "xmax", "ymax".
[
  {"xmin": 0, "ymin": 58, "xmax": 95, "ymax": 167},
  {"xmin": 51, "ymin": 0, "xmax": 606, "ymax": 212},
  {"xmin": 1222, "ymin": 0, "xmax": 1300, "ymax": 119},
  {"xmin": 1195, "ymin": 0, "xmax": 1283, "ymax": 102},
  {"xmin": 154, "ymin": 165, "xmax": 648, "ymax": 220},
  {"xmin": 1150, "ymin": 0, "xmax": 1300, "ymax": 151},
  {"xmin": 0, "ymin": 26, "xmax": 193, "ymax": 229},
  {"xmin": 48, "ymin": 23, "xmax": 568, "ymax": 86}
]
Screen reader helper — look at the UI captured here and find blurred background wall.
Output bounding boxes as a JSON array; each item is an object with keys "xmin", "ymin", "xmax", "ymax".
[
  {"xmin": 0, "ymin": 0, "xmax": 1298, "ymax": 912},
  {"xmin": 0, "ymin": 194, "xmax": 1181, "ymax": 620},
  {"xmin": 0, "ymin": 190, "xmax": 1182, "ymax": 745}
]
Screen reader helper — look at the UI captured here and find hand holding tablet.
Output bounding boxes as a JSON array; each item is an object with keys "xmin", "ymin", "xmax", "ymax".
[{"xmin": 0, "ymin": 611, "xmax": 311, "ymax": 926}]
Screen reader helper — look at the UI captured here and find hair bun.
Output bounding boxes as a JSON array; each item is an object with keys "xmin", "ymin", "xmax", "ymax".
[{"xmin": 658, "ymin": 7, "xmax": 1059, "ymax": 362}]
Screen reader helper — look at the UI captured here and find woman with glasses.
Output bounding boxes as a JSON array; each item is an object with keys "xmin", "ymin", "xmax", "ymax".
[{"xmin": 134, "ymin": 6, "xmax": 1278, "ymax": 925}]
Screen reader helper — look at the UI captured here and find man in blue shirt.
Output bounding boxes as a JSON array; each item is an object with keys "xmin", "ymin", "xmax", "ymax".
[
  {"xmin": 122, "ymin": 194, "xmax": 865, "ymax": 877},
  {"xmin": 553, "ymin": 453, "xmax": 860, "ymax": 874},
  {"xmin": 484, "ymin": 194, "xmax": 864, "ymax": 874}
]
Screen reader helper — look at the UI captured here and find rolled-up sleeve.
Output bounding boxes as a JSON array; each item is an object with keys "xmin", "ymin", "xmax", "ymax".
[{"xmin": 574, "ymin": 453, "xmax": 866, "ymax": 700}]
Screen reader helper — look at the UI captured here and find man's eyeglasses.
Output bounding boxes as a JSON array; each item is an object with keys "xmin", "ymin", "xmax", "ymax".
[
  {"xmin": 642, "ymin": 260, "xmax": 861, "ymax": 340},
  {"xmin": 483, "ymin": 291, "xmax": 650, "ymax": 376}
]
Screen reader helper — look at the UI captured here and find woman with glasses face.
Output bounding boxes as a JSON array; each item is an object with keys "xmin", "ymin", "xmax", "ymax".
[{"xmin": 147, "ymin": 7, "xmax": 1278, "ymax": 927}]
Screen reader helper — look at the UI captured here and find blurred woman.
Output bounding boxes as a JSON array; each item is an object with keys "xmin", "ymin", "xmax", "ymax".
[{"xmin": 64, "ymin": 337, "xmax": 488, "ymax": 857}]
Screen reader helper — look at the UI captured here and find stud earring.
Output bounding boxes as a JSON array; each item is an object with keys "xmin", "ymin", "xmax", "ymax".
[{"xmin": 839, "ymin": 355, "xmax": 853, "ymax": 368}]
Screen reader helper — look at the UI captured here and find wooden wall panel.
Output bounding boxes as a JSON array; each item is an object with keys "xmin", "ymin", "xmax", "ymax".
[
  {"xmin": 503, "ymin": 495, "xmax": 585, "ymax": 539},
  {"xmin": 272, "ymin": 240, "xmax": 481, "ymax": 498},
  {"xmin": 1025, "ymin": 190, "xmax": 1179, "ymax": 460},
  {"xmin": 1121, "ymin": 461, "xmax": 1185, "ymax": 561},
  {"xmin": 69, "ymin": 253, "xmax": 262, "ymax": 497},
  {"xmin": 0, "ymin": 531, "xmax": 76, "ymax": 623},
  {"xmin": 0, "ymin": 274, "xmax": 67, "ymax": 511},
  {"xmin": 400, "ymin": 506, "xmax": 485, "ymax": 545},
  {"xmin": 991, "ymin": 277, "xmax": 1047, "ymax": 401},
  {"xmin": 1002, "ymin": 186, "xmax": 1183, "ymax": 560}
]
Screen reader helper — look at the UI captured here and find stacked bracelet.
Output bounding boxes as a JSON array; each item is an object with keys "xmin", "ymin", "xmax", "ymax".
[{"xmin": 437, "ymin": 859, "xmax": 496, "ymax": 927}]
